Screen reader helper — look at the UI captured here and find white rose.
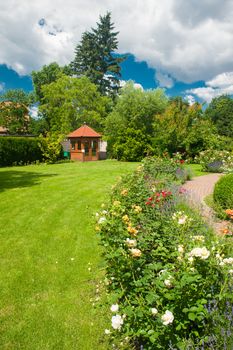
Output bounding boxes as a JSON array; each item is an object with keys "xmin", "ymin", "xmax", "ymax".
[
  {"xmin": 130, "ymin": 248, "xmax": 142, "ymax": 257},
  {"xmin": 178, "ymin": 216, "xmax": 187, "ymax": 225},
  {"xmin": 98, "ymin": 217, "xmax": 106, "ymax": 224},
  {"xmin": 151, "ymin": 308, "xmax": 158, "ymax": 315},
  {"xmin": 189, "ymin": 247, "xmax": 210, "ymax": 260},
  {"xmin": 125, "ymin": 238, "xmax": 137, "ymax": 248},
  {"xmin": 178, "ymin": 245, "xmax": 184, "ymax": 254},
  {"xmin": 164, "ymin": 279, "xmax": 173, "ymax": 288},
  {"xmin": 110, "ymin": 304, "xmax": 119, "ymax": 312},
  {"xmin": 223, "ymin": 258, "xmax": 233, "ymax": 265},
  {"xmin": 111, "ymin": 314, "xmax": 124, "ymax": 330},
  {"xmin": 161, "ymin": 310, "xmax": 174, "ymax": 325}
]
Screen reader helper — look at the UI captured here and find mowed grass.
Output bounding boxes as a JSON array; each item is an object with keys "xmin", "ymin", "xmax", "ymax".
[
  {"xmin": 0, "ymin": 160, "xmax": 138, "ymax": 350},
  {"xmin": 185, "ymin": 163, "xmax": 209, "ymax": 177}
]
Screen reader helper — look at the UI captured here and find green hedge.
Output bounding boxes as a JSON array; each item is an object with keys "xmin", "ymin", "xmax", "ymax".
[
  {"xmin": 213, "ymin": 174, "xmax": 233, "ymax": 210},
  {"xmin": 0, "ymin": 137, "xmax": 43, "ymax": 166}
]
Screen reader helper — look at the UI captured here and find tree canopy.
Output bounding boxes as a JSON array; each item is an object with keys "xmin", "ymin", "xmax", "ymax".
[
  {"xmin": 39, "ymin": 75, "xmax": 110, "ymax": 135},
  {"xmin": 0, "ymin": 89, "xmax": 31, "ymax": 134},
  {"xmin": 205, "ymin": 95, "xmax": 233, "ymax": 138},
  {"xmin": 31, "ymin": 62, "xmax": 65, "ymax": 103},
  {"xmin": 105, "ymin": 82, "xmax": 168, "ymax": 160},
  {"xmin": 71, "ymin": 12, "xmax": 124, "ymax": 96}
]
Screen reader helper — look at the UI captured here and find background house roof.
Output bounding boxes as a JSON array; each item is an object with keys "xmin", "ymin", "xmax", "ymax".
[{"xmin": 68, "ymin": 124, "xmax": 101, "ymax": 138}]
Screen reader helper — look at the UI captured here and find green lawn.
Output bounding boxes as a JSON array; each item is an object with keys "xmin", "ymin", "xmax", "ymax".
[
  {"xmin": 0, "ymin": 160, "xmax": 138, "ymax": 350},
  {"xmin": 185, "ymin": 163, "xmax": 209, "ymax": 177}
]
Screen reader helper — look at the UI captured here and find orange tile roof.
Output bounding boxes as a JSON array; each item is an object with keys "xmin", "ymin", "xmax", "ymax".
[{"xmin": 68, "ymin": 124, "xmax": 101, "ymax": 138}]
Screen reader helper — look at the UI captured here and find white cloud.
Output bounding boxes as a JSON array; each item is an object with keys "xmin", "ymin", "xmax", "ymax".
[
  {"xmin": 120, "ymin": 80, "xmax": 143, "ymax": 90},
  {"xmin": 184, "ymin": 95, "xmax": 195, "ymax": 105},
  {"xmin": 0, "ymin": 0, "xmax": 233, "ymax": 85},
  {"xmin": 187, "ymin": 71, "xmax": 233, "ymax": 102},
  {"xmin": 29, "ymin": 105, "xmax": 39, "ymax": 119},
  {"xmin": 0, "ymin": 82, "xmax": 5, "ymax": 92},
  {"xmin": 206, "ymin": 72, "xmax": 233, "ymax": 88},
  {"xmin": 156, "ymin": 72, "xmax": 174, "ymax": 88}
]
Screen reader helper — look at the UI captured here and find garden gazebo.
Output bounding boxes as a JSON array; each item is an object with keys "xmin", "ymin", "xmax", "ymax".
[{"xmin": 68, "ymin": 124, "xmax": 101, "ymax": 161}]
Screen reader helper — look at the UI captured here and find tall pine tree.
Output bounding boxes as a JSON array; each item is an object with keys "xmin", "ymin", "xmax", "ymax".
[{"xmin": 71, "ymin": 12, "xmax": 125, "ymax": 96}]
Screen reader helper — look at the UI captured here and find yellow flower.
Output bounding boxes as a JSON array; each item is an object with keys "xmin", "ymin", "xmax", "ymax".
[
  {"xmin": 121, "ymin": 189, "xmax": 128, "ymax": 196},
  {"xmin": 127, "ymin": 226, "xmax": 138, "ymax": 235},
  {"xmin": 95, "ymin": 225, "xmax": 101, "ymax": 232},
  {"xmin": 130, "ymin": 248, "xmax": 142, "ymax": 257},
  {"xmin": 122, "ymin": 215, "xmax": 130, "ymax": 223},
  {"xmin": 132, "ymin": 205, "xmax": 142, "ymax": 214},
  {"xmin": 113, "ymin": 200, "xmax": 121, "ymax": 207}
]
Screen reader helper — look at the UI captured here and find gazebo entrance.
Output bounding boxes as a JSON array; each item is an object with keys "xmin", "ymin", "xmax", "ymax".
[{"xmin": 68, "ymin": 124, "xmax": 101, "ymax": 162}]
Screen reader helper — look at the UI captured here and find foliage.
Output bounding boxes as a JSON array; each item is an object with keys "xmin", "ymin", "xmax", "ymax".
[
  {"xmin": 142, "ymin": 155, "xmax": 191, "ymax": 184},
  {"xmin": 195, "ymin": 149, "xmax": 233, "ymax": 173},
  {"xmin": 153, "ymin": 98, "xmax": 221, "ymax": 157},
  {"xmin": 97, "ymin": 157, "xmax": 233, "ymax": 349},
  {"xmin": 38, "ymin": 132, "xmax": 64, "ymax": 163},
  {"xmin": 0, "ymin": 137, "xmax": 43, "ymax": 166},
  {"xmin": 105, "ymin": 83, "xmax": 168, "ymax": 160},
  {"xmin": 31, "ymin": 62, "xmax": 65, "ymax": 103},
  {"xmin": 205, "ymin": 95, "xmax": 233, "ymax": 138},
  {"xmin": 71, "ymin": 12, "xmax": 124, "ymax": 97},
  {"xmin": 39, "ymin": 75, "xmax": 110, "ymax": 134},
  {"xmin": 213, "ymin": 174, "xmax": 233, "ymax": 212},
  {"xmin": 0, "ymin": 161, "xmax": 138, "ymax": 349},
  {"xmin": 112, "ymin": 128, "xmax": 151, "ymax": 162},
  {"xmin": 0, "ymin": 89, "xmax": 33, "ymax": 134},
  {"xmin": 0, "ymin": 89, "xmax": 32, "ymax": 105}
]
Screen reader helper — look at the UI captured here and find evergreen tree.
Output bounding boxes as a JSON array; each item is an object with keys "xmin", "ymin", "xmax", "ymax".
[{"xmin": 71, "ymin": 12, "xmax": 125, "ymax": 96}]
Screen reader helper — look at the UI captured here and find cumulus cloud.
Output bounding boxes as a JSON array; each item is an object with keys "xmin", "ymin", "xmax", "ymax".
[
  {"xmin": 156, "ymin": 72, "xmax": 174, "ymax": 88},
  {"xmin": 187, "ymin": 71, "xmax": 233, "ymax": 102},
  {"xmin": 184, "ymin": 95, "xmax": 195, "ymax": 105},
  {"xmin": 120, "ymin": 80, "xmax": 143, "ymax": 90},
  {"xmin": 1, "ymin": 0, "xmax": 233, "ymax": 85},
  {"xmin": 0, "ymin": 82, "xmax": 5, "ymax": 92},
  {"xmin": 29, "ymin": 105, "xmax": 39, "ymax": 119}
]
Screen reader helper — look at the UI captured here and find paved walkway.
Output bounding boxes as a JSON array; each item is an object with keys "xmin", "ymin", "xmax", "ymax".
[{"xmin": 182, "ymin": 174, "xmax": 232, "ymax": 235}]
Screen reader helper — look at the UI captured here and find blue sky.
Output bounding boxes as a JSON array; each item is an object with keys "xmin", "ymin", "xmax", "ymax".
[
  {"xmin": 1, "ymin": 1, "xmax": 233, "ymax": 104},
  {"xmin": 0, "ymin": 55, "xmax": 206, "ymax": 103}
]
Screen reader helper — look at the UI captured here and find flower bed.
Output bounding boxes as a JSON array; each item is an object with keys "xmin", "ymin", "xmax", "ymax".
[
  {"xmin": 195, "ymin": 150, "xmax": 233, "ymax": 173},
  {"xmin": 97, "ymin": 157, "xmax": 233, "ymax": 349}
]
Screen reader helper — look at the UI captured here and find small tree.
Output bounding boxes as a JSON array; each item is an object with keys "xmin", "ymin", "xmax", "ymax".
[{"xmin": 39, "ymin": 132, "xmax": 63, "ymax": 163}]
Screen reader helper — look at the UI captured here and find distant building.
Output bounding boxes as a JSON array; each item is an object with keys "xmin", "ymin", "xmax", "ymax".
[
  {"xmin": 0, "ymin": 126, "xmax": 8, "ymax": 135},
  {"xmin": 0, "ymin": 101, "xmax": 30, "ymax": 135}
]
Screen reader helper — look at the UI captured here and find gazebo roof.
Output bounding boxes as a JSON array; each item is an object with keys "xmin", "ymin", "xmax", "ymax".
[{"xmin": 68, "ymin": 124, "xmax": 101, "ymax": 138}]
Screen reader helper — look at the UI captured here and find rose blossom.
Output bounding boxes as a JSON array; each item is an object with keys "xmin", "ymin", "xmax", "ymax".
[
  {"xmin": 161, "ymin": 310, "xmax": 174, "ymax": 325},
  {"xmin": 111, "ymin": 315, "xmax": 124, "ymax": 330},
  {"xmin": 189, "ymin": 247, "xmax": 210, "ymax": 260},
  {"xmin": 164, "ymin": 279, "xmax": 173, "ymax": 288},
  {"xmin": 151, "ymin": 308, "xmax": 158, "ymax": 315},
  {"xmin": 110, "ymin": 304, "xmax": 119, "ymax": 312},
  {"xmin": 125, "ymin": 238, "xmax": 137, "ymax": 248},
  {"xmin": 130, "ymin": 248, "xmax": 142, "ymax": 257}
]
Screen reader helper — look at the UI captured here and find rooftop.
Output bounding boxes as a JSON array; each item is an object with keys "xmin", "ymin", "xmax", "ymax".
[{"xmin": 68, "ymin": 124, "xmax": 101, "ymax": 138}]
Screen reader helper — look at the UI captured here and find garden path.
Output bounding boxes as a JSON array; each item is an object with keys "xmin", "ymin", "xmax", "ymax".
[{"xmin": 182, "ymin": 174, "xmax": 231, "ymax": 235}]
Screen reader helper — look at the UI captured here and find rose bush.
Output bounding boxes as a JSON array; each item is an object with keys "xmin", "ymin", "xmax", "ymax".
[
  {"xmin": 195, "ymin": 149, "xmax": 233, "ymax": 173},
  {"xmin": 96, "ymin": 157, "xmax": 233, "ymax": 349}
]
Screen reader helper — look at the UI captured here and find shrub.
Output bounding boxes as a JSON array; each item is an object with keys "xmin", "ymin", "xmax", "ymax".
[
  {"xmin": 196, "ymin": 150, "xmax": 233, "ymax": 173},
  {"xmin": 0, "ymin": 137, "xmax": 43, "ymax": 166},
  {"xmin": 38, "ymin": 132, "xmax": 64, "ymax": 163},
  {"xmin": 97, "ymin": 157, "xmax": 233, "ymax": 349},
  {"xmin": 213, "ymin": 174, "xmax": 233, "ymax": 213},
  {"xmin": 142, "ymin": 156, "xmax": 191, "ymax": 184}
]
